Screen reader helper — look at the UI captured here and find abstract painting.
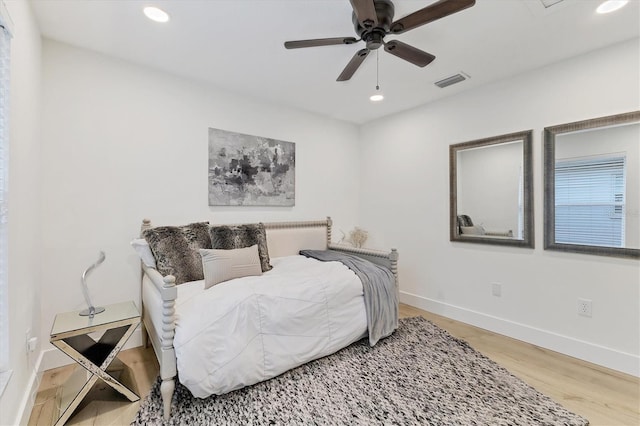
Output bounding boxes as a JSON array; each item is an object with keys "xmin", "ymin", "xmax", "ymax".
[{"xmin": 208, "ymin": 128, "xmax": 295, "ymax": 206}]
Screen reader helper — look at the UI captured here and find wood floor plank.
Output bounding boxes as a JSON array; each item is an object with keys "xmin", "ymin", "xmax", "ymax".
[{"xmin": 28, "ymin": 304, "xmax": 638, "ymax": 425}]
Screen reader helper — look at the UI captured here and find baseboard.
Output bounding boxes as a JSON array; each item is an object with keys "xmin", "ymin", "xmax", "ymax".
[
  {"xmin": 40, "ymin": 328, "xmax": 143, "ymax": 372},
  {"xmin": 15, "ymin": 350, "xmax": 43, "ymax": 426},
  {"xmin": 400, "ymin": 291, "xmax": 640, "ymax": 377}
]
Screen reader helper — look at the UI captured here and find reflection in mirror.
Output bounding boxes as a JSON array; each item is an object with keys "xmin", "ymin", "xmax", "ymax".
[
  {"xmin": 457, "ymin": 141, "xmax": 523, "ymax": 238},
  {"xmin": 450, "ymin": 130, "xmax": 534, "ymax": 248},
  {"xmin": 544, "ymin": 111, "xmax": 640, "ymax": 258}
]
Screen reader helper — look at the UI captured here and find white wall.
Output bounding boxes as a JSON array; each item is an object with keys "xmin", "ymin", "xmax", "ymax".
[
  {"xmin": 359, "ymin": 38, "xmax": 640, "ymax": 375},
  {"xmin": 0, "ymin": 1, "xmax": 42, "ymax": 425},
  {"xmin": 38, "ymin": 40, "xmax": 361, "ymax": 368}
]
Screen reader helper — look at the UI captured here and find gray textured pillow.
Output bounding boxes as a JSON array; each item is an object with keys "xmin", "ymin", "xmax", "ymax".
[
  {"xmin": 209, "ymin": 223, "xmax": 272, "ymax": 272},
  {"xmin": 142, "ymin": 222, "xmax": 211, "ymax": 284},
  {"xmin": 199, "ymin": 245, "xmax": 262, "ymax": 289}
]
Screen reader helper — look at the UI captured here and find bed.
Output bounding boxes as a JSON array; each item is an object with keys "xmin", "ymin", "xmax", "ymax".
[{"xmin": 138, "ymin": 217, "xmax": 399, "ymax": 420}]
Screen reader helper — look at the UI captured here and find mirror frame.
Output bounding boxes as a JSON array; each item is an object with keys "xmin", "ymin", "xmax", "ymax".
[
  {"xmin": 544, "ymin": 111, "xmax": 640, "ymax": 259},
  {"xmin": 450, "ymin": 130, "xmax": 534, "ymax": 248}
]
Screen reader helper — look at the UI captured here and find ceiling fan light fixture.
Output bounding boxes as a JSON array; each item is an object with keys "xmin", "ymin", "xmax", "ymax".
[
  {"xmin": 370, "ymin": 92, "xmax": 384, "ymax": 102},
  {"xmin": 284, "ymin": 0, "xmax": 475, "ymax": 82},
  {"xmin": 596, "ymin": 0, "xmax": 628, "ymax": 14},
  {"xmin": 143, "ymin": 6, "xmax": 170, "ymax": 23}
]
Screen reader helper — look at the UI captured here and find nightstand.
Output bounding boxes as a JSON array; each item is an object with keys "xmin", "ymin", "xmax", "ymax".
[{"xmin": 49, "ymin": 301, "xmax": 141, "ymax": 426}]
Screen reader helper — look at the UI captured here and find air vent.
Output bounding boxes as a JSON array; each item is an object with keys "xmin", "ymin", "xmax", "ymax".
[
  {"xmin": 539, "ymin": 0, "xmax": 564, "ymax": 8},
  {"xmin": 434, "ymin": 72, "xmax": 469, "ymax": 89}
]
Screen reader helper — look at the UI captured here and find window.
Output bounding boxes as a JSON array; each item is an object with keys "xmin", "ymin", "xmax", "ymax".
[
  {"xmin": 555, "ymin": 155, "xmax": 626, "ymax": 247},
  {"xmin": 0, "ymin": 4, "xmax": 11, "ymax": 392}
]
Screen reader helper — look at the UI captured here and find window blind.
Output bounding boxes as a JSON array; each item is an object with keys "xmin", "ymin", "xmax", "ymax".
[{"xmin": 555, "ymin": 155, "xmax": 626, "ymax": 247}]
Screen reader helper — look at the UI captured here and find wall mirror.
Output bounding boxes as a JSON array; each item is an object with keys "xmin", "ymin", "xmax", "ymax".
[
  {"xmin": 450, "ymin": 130, "xmax": 534, "ymax": 248},
  {"xmin": 544, "ymin": 111, "xmax": 640, "ymax": 259}
]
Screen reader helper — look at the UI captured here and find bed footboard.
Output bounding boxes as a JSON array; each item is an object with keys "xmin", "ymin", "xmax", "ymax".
[{"xmin": 329, "ymin": 244, "xmax": 399, "ymax": 290}]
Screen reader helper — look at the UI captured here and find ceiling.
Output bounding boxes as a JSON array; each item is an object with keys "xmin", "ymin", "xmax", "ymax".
[{"xmin": 30, "ymin": 0, "xmax": 639, "ymax": 124}]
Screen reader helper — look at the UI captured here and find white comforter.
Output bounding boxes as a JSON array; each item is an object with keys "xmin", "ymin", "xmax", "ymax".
[{"xmin": 171, "ymin": 255, "xmax": 367, "ymax": 398}]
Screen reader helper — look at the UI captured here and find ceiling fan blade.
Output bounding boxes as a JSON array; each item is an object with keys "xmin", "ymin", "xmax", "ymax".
[
  {"xmin": 384, "ymin": 40, "xmax": 435, "ymax": 67},
  {"xmin": 349, "ymin": 0, "xmax": 378, "ymax": 28},
  {"xmin": 390, "ymin": 0, "xmax": 475, "ymax": 34},
  {"xmin": 337, "ymin": 49, "xmax": 370, "ymax": 81},
  {"xmin": 284, "ymin": 37, "xmax": 359, "ymax": 49}
]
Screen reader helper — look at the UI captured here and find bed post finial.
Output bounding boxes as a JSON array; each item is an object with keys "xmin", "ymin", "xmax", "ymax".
[
  {"xmin": 141, "ymin": 218, "xmax": 152, "ymax": 236},
  {"xmin": 326, "ymin": 216, "xmax": 332, "ymax": 246},
  {"xmin": 389, "ymin": 248, "xmax": 399, "ymax": 296},
  {"xmin": 389, "ymin": 248, "xmax": 398, "ymax": 262}
]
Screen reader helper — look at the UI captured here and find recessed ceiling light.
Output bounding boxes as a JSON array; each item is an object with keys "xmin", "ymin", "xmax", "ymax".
[
  {"xmin": 596, "ymin": 0, "xmax": 628, "ymax": 14},
  {"xmin": 143, "ymin": 6, "xmax": 170, "ymax": 23}
]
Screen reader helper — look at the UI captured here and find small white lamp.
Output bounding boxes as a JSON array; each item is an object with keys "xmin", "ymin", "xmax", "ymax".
[{"xmin": 79, "ymin": 251, "xmax": 106, "ymax": 317}]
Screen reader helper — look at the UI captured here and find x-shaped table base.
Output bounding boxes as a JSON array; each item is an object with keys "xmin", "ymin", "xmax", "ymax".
[{"xmin": 50, "ymin": 302, "xmax": 140, "ymax": 426}]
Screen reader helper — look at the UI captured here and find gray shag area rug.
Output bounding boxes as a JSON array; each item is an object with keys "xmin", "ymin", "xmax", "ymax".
[{"xmin": 132, "ymin": 316, "xmax": 589, "ymax": 425}]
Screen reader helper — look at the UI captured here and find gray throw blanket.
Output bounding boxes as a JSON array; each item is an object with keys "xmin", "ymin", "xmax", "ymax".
[{"xmin": 300, "ymin": 249, "xmax": 398, "ymax": 346}]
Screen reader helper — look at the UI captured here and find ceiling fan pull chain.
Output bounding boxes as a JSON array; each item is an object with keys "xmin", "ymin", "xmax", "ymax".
[{"xmin": 376, "ymin": 49, "xmax": 380, "ymax": 90}]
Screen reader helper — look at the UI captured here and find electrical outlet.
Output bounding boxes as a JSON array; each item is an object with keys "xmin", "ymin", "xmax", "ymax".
[
  {"xmin": 27, "ymin": 337, "xmax": 38, "ymax": 353},
  {"xmin": 577, "ymin": 298, "xmax": 592, "ymax": 317},
  {"xmin": 491, "ymin": 282, "xmax": 502, "ymax": 297},
  {"xmin": 25, "ymin": 328, "xmax": 31, "ymax": 353}
]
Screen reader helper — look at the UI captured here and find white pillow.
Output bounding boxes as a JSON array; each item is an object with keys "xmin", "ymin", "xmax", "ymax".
[
  {"xmin": 460, "ymin": 225, "xmax": 486, "ymax": 236},
  {"xmin": 199, "ymin": 245, "xmax": 262, "ymax": 289},
  {"xmin": 131, "ymin": 238, "xmax": 157, "ymax": 268}
]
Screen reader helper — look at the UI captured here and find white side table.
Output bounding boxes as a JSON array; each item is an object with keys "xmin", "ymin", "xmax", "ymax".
[{"xmin": 49, "ymin": 301, "xmax": 141, "ymax": 426}]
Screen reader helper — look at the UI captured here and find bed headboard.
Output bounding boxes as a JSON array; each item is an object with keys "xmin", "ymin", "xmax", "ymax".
[
  {"xmin": 263, "ymin": 217, "xmax": 331, "ymax": 258},
  {"xmin": 140, "ymin": 216, "xmax": 398, "ymax": 284}
]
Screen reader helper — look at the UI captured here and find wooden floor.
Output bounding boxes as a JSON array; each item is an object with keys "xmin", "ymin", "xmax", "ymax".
[
  {"xmin": 27, "ymin": 346, "xmax": 158, "ymax": 426},
  {"xmin": 29, "ymin": 304, "xmax": 639, "ymax": 425}
]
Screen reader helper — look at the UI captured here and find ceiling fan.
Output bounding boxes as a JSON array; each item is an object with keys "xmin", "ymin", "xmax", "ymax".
[{"xmin": 284, "ymin": 0, "xmax": 476, "ymax": 81}]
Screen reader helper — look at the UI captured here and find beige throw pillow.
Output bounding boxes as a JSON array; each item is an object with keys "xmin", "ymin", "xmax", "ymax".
[
  {"xmin": 199, "ymin": 245, "xmax": 262, "ymax": 289},
  {"xmin": 460, "ymin": 225, "xmax": 486, "ymax": 235},
  {"xmin": 209, "ymin": 223, "xmax": 272, "ymax": 272}
]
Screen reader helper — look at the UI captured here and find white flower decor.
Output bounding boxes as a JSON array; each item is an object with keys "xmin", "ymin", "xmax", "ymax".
[
  {"xmin": 338, "ymin": 227, "xmax": 369, "ymax": 248},
  {"xmin": 348, "ymin": 227, "xmax": 369, "ymax": 248}
]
